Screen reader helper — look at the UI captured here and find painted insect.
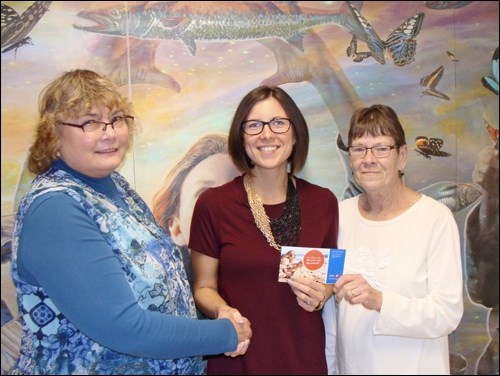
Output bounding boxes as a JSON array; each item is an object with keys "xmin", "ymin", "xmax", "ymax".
[
  {"xmin": 484, "ymin": 117, "xmax": 499, "ymax": 149},
  {"xmin": 420, "ymin": 65, "xmax": 450, "ymax": 101},
  {"xmin": 344, "ymin": 1, "xmax": 425, "ymax": 66},
  {"xmin": 415, "ymin": 136, "xmax": 452, "ymax": 159},
  {"xmin": 481, "ymin": 46, "xmax": 499, "ymax": 95},
  {"xmin": 1, "ymin": 1, "xmax": 52, "ymax": 55},
  {"xmin": 447, "ymin": 50, "xmax": 459, "ymax": 62}
]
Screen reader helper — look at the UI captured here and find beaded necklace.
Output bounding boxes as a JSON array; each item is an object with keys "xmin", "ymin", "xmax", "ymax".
[{"xmin": 243, "ymin": 174, "xmax": 301, "ymax": 251}]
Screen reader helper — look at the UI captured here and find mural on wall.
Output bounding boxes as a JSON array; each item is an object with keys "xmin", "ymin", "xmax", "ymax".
[{"xmin": 1, "ymin": 1, "xmax": 498, "ymax": 374}]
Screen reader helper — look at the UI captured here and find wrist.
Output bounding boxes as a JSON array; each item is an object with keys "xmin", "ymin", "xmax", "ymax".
[
  {"xmin": 213, "ymin": 304, "xmax": 229, "ymax": 319},
  {"xmin": 314, "ymin": 290, "xmax": 327, "ymax": 311}
]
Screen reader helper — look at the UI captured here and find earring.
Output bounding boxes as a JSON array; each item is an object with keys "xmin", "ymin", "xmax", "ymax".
[
  {"xmin": 399, "ymin": 170, "xmax": 405, "ymax": 177},
  {"xmin": 56, "ymin": 151, "xmax": 61, "ymax": 158}
]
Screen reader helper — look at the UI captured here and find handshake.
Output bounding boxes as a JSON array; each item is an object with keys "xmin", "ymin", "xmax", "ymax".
[{"xmin": 216, "ymin": 305, "xmax": 252, "ymax": 357}]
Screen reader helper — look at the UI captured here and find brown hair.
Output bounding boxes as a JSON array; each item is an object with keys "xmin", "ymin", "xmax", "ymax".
[
  {"xmin": 348, "ymin": 104, "xmax": 407, "ymax": 148},
  {"xmin": 28, "ymin": 69, "xmax": 134, "ymax": 174},
  {"xmin": 228, "ymin": 86, "xmax": 309, "ymax": 175},
  {"xmin": 152, "ymin": 132, "xmax": 231, "ymax": 234}
]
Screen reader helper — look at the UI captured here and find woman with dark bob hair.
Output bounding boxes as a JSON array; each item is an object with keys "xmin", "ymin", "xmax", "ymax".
[{"xmin": 190, "ymin": 85, "xmax": 339, "ymax": 374}]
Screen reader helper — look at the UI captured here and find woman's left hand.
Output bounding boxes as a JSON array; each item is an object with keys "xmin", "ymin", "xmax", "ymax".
[
  {"xmin": 224, "ymin": 339, "xmax": 250, "ymax": 357},
  {"xmin": 287, "ymin": 276, "xmax": 327, "ymax": 312},
  {"xmin": 333, "ymin": 274, "xmax": 382, "ymax": 311}
]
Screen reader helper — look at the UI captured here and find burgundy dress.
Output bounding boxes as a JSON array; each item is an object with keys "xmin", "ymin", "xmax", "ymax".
[{"xmin": 189, "ymin": 175, "xmax": 339, "ymax": 375}]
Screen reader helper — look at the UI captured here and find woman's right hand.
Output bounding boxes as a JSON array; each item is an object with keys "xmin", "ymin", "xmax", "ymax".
[{"xmin": 217, "ymin": 306, "xmax": 252, "ymax": 356}]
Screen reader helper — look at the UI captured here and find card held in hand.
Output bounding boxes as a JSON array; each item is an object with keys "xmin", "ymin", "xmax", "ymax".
[{"xmin": 278, "ymin": 246, "xmax": 346, "ymax": 284}]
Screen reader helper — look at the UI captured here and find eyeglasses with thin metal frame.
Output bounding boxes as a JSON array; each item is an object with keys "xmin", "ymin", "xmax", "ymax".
[
  {"xmin": 241, "ymin": 117, "xmax": 292, "ymax": 135},
  {"xmin": 59, "ymin": 115, "xmax": 134, "ymax": 133},
  {"xmin": 348, "ymin": 145, "xmax": 398, "ymax": 159}
]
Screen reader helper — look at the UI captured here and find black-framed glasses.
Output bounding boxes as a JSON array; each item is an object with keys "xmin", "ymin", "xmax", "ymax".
[
  {"xmin": 60, "ymin": 115, "xmax": 134, "ymax": 133},
  {"xmin": 241, "ymin": 117, "xmax": 292, "ymax": 135},
  {"xmin": 348, "ymin": 145, "xmax": 398, "ymax": 159}
]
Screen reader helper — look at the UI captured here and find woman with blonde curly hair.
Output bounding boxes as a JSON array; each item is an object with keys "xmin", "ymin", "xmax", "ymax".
[{"xmin": 11, "ymin": 69, "xmax": 251, "ymax": 375}]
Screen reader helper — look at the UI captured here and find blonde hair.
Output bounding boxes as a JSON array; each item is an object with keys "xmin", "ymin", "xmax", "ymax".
[{"xmin": 28, "ymin": 69, "xmax": 134, "ymax": 174}]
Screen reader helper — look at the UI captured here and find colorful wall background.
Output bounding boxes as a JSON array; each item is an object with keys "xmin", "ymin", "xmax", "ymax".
[{"xmin": 1, "ymin": 1, "xmax": 498, "ymax": 374}]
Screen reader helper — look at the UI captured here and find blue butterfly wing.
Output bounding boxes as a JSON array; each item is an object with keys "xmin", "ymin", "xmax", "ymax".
[
  {"xmin": 346, "ymin": 1, "xmax": 385, "ymax": 64},
  {"xmin": 481, "ymin": 47, "xmax": 499, "ymax": 95},
  {"xmin": 365, "ymin": 30, "xmax": 386, "ymax": 64},
  {"xmin": 385, "ymin": 13, "xmax": 425, "ymax": 66},
  {"xmin": 481, "ymin": 77, "xmax": 499, "ymax": 95}
]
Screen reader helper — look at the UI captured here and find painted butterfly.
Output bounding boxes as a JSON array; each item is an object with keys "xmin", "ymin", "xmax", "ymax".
[
  {"xmin": 415, "ymin": 136, "xmax": 452, "ymax": 159},
  {"xmin": 345, "ymin": 1, "xmax": 425, "ymax": 66},
  {"xmin": 481, "ymin": 46, "xmax": 499, "ymax": 95},
  {"xmin": 1, "ymin": 1, "xmax": 52, "ymax": 55},
  {"xmin": 420, "ymin": 65, "xmax": 450, "ymax": 101},
  {"xmin": 484, "ymin": 117, "xmax": 499, "ymax": 149},
  {"xmin": 447, "ymin": 51, "xmax": 459, "ymax": 62}
]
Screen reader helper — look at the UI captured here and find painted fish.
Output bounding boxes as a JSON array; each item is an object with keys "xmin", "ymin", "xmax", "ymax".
[
  {"xmin": 424, "ymin": 1, "xmax": 474, "ymax": 10},
  {"xmin": 1, "ymin": 1, "xmax": 52, "ymax": 54},
  {"xmin": 73, "ymin": 1, "xmax": 355, "ymax": 56},
  {"xmin": 418, "ymin": 181, "xmax": 481, "ymax": 213}
]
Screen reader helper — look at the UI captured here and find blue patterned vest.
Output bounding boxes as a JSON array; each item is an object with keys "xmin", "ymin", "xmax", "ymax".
[{"xmin": 11, "ymin": 166, "xmax": 205, "ymax": 375}]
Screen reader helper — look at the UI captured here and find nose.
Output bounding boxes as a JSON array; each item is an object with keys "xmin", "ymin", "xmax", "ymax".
[
  {"xmin": 362, "ymin": 148, "xmax": 377, "ymax": 161},
  {"xmin": 101, "ymin": 122, "xmax": 116, "ymax": 132},
  {"xmin": 100, "ymin": 122, "xmax": 118, "ymax": 139},
  {"xmin": 260, "ymin": 123, "xmax": 274, "ymax": 137}
]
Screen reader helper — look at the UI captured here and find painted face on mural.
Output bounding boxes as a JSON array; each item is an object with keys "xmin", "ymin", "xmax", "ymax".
[
  {"xmin": 58, "ymin": 105, "xmax": 129, "ymax": 178},
  {"xmin": 350, "ymin": 134, "xmax": 407, "ymax": 192},
  {"xmin": 170, "ymin": 153, "xmax": 240, "ymax": 247},
  {"xmin": 243, "ymin": 97, "xmax": 295, "ymax": 173}
]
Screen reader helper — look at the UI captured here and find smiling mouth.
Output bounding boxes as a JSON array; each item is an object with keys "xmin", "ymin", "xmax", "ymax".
[
  {"xmin": 258, "ymin": 146, "xmax": 278, "ymax": 151},
  {"xmin": 96, "ymin": 148, "xmax": 118, "ymax": 154}
]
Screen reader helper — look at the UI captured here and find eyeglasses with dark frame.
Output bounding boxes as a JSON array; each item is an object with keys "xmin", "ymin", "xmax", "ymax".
[
  {"xmin": 59, "ymin": 115, "xmax": 134, "ymax": 133},
  {"xmin": 348, "ymin": 145, "xmax": 398, "ymax": 159},
  {"xmin": 241, "ymin": 117, "xmax": 292, "ymax": 135}
]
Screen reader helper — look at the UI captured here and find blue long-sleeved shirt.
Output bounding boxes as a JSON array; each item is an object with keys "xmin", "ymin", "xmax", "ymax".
[{"xmin": 14, "ymin": 159, "xmax": 237, "ymax": 369}]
